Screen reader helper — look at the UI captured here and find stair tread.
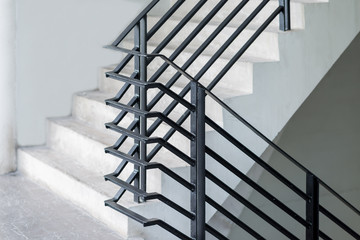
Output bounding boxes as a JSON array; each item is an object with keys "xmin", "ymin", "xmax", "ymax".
[
  {"xmin": 19, "ymin": 146, "xmax": 177, "ymax": 213},
  {"xmin": 49, "ymin": 116, "xmax": 190, "ymax": 169},
  {"xmin": 19, "ymin": 146, "xmax": 139, "ymax": 207},
  {"xmin": 122, "ymin": 34, "xmax": 278, "ymax": 63},
  {"xmin": 102, "ymin": 65, "xmax": 253, "ymax": 99},
  {"xmin": 74, "ymin": 90, "xmax": 192, "ymax": 135},
  {"xmin": 49, "ymin": 116, "xmax": 117, "ymax": 148}
]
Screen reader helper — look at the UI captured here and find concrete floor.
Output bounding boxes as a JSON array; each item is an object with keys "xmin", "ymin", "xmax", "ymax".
[{"xmin": 0, "ymin": 172, "xmax": 123, "ymax": 240}]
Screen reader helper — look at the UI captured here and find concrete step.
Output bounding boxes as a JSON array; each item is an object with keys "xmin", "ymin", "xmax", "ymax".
[
  {"xmin": 73, "ymin": 89, "xmax": 224, "ymax": 133},
  {"xmin": 73, "ymin": 90, "xmax": 190, "ymax": 132},
  {"xmin": 18, "ymin": 146, "xmax": 139, "ymax": 238},
  {"xmin": 138, "ymin": 16, "xmax": 280, "ymax": 61},
  {"xmin": 46, "ymin": 117, "xmax": 190, "ymax": 177},
  {"xmin": 108, "ymin": 49, "xmax": 254, "ymax": 99},
  {"xmin": 167, "ymin": 0, "xmax": 326, "ymax": 30},
  {"xmin": 18, "ymin": 146, "xmax": 191, "ymax": 240}
]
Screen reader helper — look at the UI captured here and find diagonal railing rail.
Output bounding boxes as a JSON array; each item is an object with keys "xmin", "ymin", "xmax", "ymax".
[{"xmin": 103, "ymin": 0, "xmax": 360, "ymax": 239}]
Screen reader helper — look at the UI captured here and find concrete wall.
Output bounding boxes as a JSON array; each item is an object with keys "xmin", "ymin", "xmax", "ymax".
[
  {"xmin": 16, "ymin": 0, "xmax": 151, "ymax": 146},
  {"xmin": 0, "ymin": 0, "xmax": 16, "ymax": 174},
  {"xmin": 229, "ymin": 32, "xmax": 360, "ymax": 240}
]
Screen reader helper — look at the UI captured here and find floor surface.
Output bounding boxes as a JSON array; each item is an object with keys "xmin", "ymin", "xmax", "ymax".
[{"xmin": 0, "ymin": 172, "xmax": 122, "ymax": 240}]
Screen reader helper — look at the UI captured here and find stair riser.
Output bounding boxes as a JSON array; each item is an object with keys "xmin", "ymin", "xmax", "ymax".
[
  {"xmin": 47, "ymin": 119, "xmax": 191, "ymax": 183},
  {"xmin": 47, "ymin": 120, "xmax": 124, "ymax": 176},
  {"xmin": 101, "ymin": 55, "xmax": 253, "ymax": 100},
  {"xmin": 46, "ymin": 119, "xmax": 166, "ymax": 187},
  {"xmin": 136, "ymin": 17, "xmax": 279, "ymax": 61},
  {"xmin": 17, "ymin": 149, "xmax": 132, "ymax": 238},
  {"xmin": 73, "ymin": 91, "xmax": 224, "ymax": 133},
  {"xmin": 73, "ymin": 92, "xmax": 191, "ymax": 132},
  {"xmin": 18, "ymin": 148, "xmax": 193, "ymax": 239},
  {"xmin": 135, "ymin": 49, "xmax": 253, "ymax": 96},
  {"xmin": 168, "ymin": 0, "xmax": 305, "ymax": 30}
]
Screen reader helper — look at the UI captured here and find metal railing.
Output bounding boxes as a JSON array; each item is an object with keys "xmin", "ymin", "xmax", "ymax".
[{"xmin": 103, "ymin": 0, "xmax": 360, "ymax": 239}]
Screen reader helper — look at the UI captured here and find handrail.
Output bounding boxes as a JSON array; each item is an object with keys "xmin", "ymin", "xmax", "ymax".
[
  {"xmin": 112, "ymin": 0, "xmax": 159, "ymax": 46},
  {"xmin": 104, "ymin": 45, "xmax": 196, "ymax": 83},
  {"xmin": 104, "ymin": 0, "xmax": 360, "ymax": 239},
  {"xmin": 147, "ymin": 0, "xmax": 185, "ymax": 40},
  {"xmin": 202, "ymin": 86, "xmax": 360, "ymax": 218},
  {"xmin": 108, "ymin": 40, "xmax": 360, "ymax": 234}
]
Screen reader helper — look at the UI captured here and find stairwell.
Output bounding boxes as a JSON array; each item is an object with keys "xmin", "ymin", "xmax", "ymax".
[{"xmin": 16, "ymin": 0, "xmax": 360, "ymax": 239}]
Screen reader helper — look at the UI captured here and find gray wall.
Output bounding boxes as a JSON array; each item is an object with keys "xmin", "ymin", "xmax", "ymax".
[
  {"xmin": 229, "ymin": 32, "xmax": 360, "ymax": 239},
  {"xmin": 16, "ymin": 0, "xmax": 150, "ymax": 145}
]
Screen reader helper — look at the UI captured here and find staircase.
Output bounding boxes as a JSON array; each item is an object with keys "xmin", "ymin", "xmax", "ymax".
[{"xmin": 17, "ymin": 0, "xmax": 360, "ymax": 239}]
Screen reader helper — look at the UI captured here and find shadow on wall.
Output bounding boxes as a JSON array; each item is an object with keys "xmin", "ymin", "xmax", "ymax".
[{"xmin": 229, "ymin": 32, "xmax": 360, "ymax": 239}]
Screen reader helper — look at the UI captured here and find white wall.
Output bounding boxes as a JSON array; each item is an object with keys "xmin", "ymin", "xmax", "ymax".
[
  {"xmin": 0, "ymin": 0, "xmax": 16, "ymax": 174},
  {"xmin": 229, "ymin": 32, "xmax": 360, "ymax": 240},
  {"xmin": 16, "ymin": 0, "xmax": 151, "ymax": 146}
]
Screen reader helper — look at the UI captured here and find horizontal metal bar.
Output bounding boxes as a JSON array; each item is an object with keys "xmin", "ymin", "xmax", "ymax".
[
  {"xmin": 105, "ymin": 174, "xmax": 144, "ymax": 196},
  {"xmin": 319, "ymin": 180, "xmax": 360, "ymax": 217},
  {"xmin": 111, "ymin": 0, "xmax": 160, "ymax": 46},
  {"xmin": 109, "ymin": 72, "xmax": 139, "ymax": 103},
  {"xmin": 206, "ymin": 196, "xmax": 265, "ymax": 239},
  {"xmin": 319, "ymin": 230, "xmax": 333, "ymax": 240},
  {"xmin": 106, "ymin": 147, "xmax": 194, "ymax": 191},
  {"xmin": 147, "ymin": 0, "xmax": 185, "ymax": 40},
  {"xmin": 203, "ymin": 87, "xmax": 309, "ymax": 172},
  {"xmin": 148, "ymin": 0, "xmax": 208, "ymax": 67},
  {"xmin": 107, "ymin": 177, "xmax": 194, "ymax": 225},
  {"xmin": 106, "ymin": 72, "xmax": 195, "ymax": 111},
  {"xmin": 147, "ymin": 109, "xmax": 191, "ymax": 161},
  {"xmin": 106, "ymin": 100, "xmax": 194, "ymax": 140},
  {"xmin": 203, "ymin": 86, "xmax": 360, "ymax": 217},
  {"xmin": 113, "ymin": 162, "xmax": 139, "ymax": 202},
  {"xmin": 148, "ymin": 0, "xmax": 227, "ymax": 83},
  {"xmin": 143, "ymin": 1, "xmax": 270, "ymax": 148},
  {"xmin": 105, "ymin": 147, "xmax": 147, "ymax": 167},
  {"xmin": 205, "ymin": 146, "xmax": 309, "ymax": 227},
  {"xmin": 208, "ymin": 5, "xmax": 283, "ymax": 91},
  {"xmin": 111, "ymin": 47, "xmax": 138, "ymax": 74},
  {"xmin": 143, "ymin": 1, "xmax": 274, "ymax": 159},
  {"xmin": 105, "ymin": 200, "xmax": 192, "ymax": 240},
  {"xmin": 106, "ymin": 123, "xmax": 194, "ymax": 166},
  {"xmin": 112, "ymin": 120, "xmax": 139, "ymax": 150},
  {"xmin": 113, "ymin": 165, "xmax": 138, "ymax": 201},
  {"xmin": 194, "ymin": 0, "xmax": 269, "ymax": 83},
  {"xmin": 146, "ymin": 193, "xmax": 195, "ymax": 220},
  {"xmin": 205, "ymin": 116, "xmax": 308, "ymax": 201},
  {"xmin": 319, "ymin": 205, "xmax": 360, "ymax": 239},
  {"xmin": 205, "ymin": 224, "xmax": 228, "ymax": 240},
  {"xmin": 143, "ymin": 0, "xmax": 269, "ymax": 141},
  {"xmin": 105, "ymin": 45, "xmax": 197, "ymax": 83},
  {"xmin": 105, "ymin": 199, "xmax": 148, "ymax": 223},
  {"xmin": 147, "ymin": 0, "xmax": 250, "ymax": 111},
  {"xmin": 106, "ymin": 174, "xmax": 193, "ymax": 220},
  {"xmin": 146, "ymin": 163, "xmax": 194, "ymax": 191},
  {"xmin": 206, "ymin": 171, "xmax": 299, "ymax": 240}
]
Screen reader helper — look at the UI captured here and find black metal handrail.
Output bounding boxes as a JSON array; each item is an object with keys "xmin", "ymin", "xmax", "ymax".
[
  {"xmin": 103, "ymin": 0, "xmax": 360, "ymax": 239},
  {"xmin": 203, "ymin": 86, "xmax": 360, "ymax": 239}
]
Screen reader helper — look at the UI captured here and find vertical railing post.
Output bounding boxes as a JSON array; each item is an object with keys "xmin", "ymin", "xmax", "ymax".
[
  {"xmin": 306, "ymin": 172, "xmax": 320, "ymax": 240},
  {"xmin": 190, "ymin": 82, "xmax": 206, "ymax": 239},
  {"xmin": 134, "ymin": 16, "xmax": 148, "ymax": 203},
  {"xmin": 279, "ymin": 0, "xmax": 291, "ymax": 31}
]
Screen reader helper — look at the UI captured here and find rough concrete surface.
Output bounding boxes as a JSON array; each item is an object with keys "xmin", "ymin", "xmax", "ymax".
[{"xmin": 0, "ymin": 172, "xmax": 122, "ymax": 240}]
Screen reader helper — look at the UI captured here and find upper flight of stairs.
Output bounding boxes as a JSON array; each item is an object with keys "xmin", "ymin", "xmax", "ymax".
[{"xmin": 17, "ymin": 0, "xmax": 360, "ymax": 239}]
